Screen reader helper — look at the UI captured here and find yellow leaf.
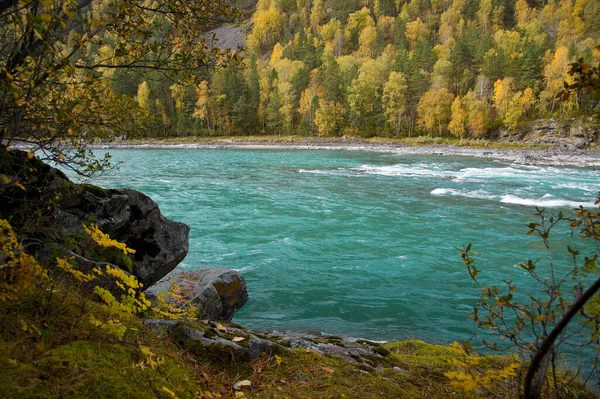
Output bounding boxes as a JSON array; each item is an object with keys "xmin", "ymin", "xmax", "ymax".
[
  {"xmin": 449, "ymin": 342, "xmax": 466, "ymax": 355},
  {"xmin": 27, "ymin": 151, "xmax": 34, "ymax": 159},
  {"xmin": 33, "ymin": 29, "xmax": 44, "ymax": 41},
  {"xmin": 232, "ymin": 336, "xmax": 245, "ymax": 342},
  {"xmin": 161, "ymin": 386, "xmax": 177, "ymax": 398},
  {"xmin": 234, "ymin": 392, "xmax": 245, "ymax": 398},
  {"xmin": 216, "ymin": 323, "xmax": 226, "ymax": 331}
]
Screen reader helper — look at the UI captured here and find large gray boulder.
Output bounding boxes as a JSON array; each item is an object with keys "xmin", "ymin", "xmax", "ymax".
[
  {"xmin": 0, "ymin": 148, "xmax": 189, "ymax": 289},
  {"xmin": 146, "ymin": 268, "xmax": 248, "ymax": 321},
  {"xmin": 57, "ymin": 185, "xmax": 190, "ymax": 289}
]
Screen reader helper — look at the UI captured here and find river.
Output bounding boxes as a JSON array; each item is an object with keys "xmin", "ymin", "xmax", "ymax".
[{"xmin": 86, "ymin": 148, "xmax": 599, "ymax": 348}]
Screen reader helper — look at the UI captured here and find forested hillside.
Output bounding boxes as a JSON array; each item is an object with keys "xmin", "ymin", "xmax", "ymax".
[{"xmin": 111, "ymin": 0, "xmax": 599, "ymax": 139}]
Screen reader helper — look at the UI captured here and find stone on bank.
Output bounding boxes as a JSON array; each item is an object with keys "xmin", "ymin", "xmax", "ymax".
[{"xmin": 145, "ymin": 267, "xmax": 249, "ymax": 322}]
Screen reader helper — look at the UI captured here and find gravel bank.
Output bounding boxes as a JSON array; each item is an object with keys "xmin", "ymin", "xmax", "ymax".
[{"xmin": 93, "ymin": 139, "xmax": 600, "ymax": 168}]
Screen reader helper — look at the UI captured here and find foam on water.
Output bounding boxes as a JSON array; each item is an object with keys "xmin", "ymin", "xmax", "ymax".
[
  {"xmin": 500, "ymin": 194, "xmax": 595, "ymax": 208},
  {"xmin": 358, "ymin": 163, "xmax": 453, "ymax": 178},
  {"xmin": 431, "ymin": 188, "xmax": 495, "ymax": 200}
]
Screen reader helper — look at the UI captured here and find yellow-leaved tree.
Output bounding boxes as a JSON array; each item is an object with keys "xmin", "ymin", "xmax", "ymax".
[
  {"xmin": 382, "ymin": 72, "xmax": 408, "ymax": 137},
  {"xmin": 417, "ymin": 88, "xmax": 455, "ymax": 137},
  {"xmin": 0, "ymin": 0, "xmax": 240, "ymax": 176}
]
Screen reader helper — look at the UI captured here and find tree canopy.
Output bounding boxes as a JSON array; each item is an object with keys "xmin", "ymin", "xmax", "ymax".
[
  {"xmin": 0, "ymin": 0, "xmax": 239, "ymax": 175},
  {"xmin": 167, "ymin": 0, "xmax": 599, "ymax": 139}
]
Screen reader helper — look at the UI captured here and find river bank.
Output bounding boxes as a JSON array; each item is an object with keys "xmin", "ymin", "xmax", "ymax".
[{"xmin": 92, "ymin": 137, "xmax": 600, "ymax": 167}]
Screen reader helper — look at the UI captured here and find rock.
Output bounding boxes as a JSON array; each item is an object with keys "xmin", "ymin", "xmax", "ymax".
[
  {"xmin": 144, "ymin": 319, "xmax": 281, "ymax": 360},
  {"xmin": 264, "ymin": 331, "xmax": 389, "ymax": 368},
  {"xmin": 56, "ymin": 185, "xmax": 190, "ymax": 288},
  {"xmin": 0, "ymin": 147, "xmax": 189, "ymax": 289},
  {"xmin": 146, "ymin": 268, "xmax": 248, "ymax": 321},
  {"xmin": 498, "ymin": 118, "xmax": 599, "ymax": 149}
]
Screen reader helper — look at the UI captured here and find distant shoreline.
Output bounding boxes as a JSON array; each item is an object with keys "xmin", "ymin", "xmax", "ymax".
[{"xmin": 90, "ymin": 138, "xmax": 600, "ymax": 168}]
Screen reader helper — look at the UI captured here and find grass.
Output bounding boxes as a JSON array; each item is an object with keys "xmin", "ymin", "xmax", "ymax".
[
  {"xmin": 0, "ymin": 285, "xmax": 199, "ymax": 399},
  {"xmin": 1, "ymin": 270, "xmax": 596, "ymax": 399},
  {"xmin": 0, "ymin": 277, "xmax": 523, "ymax": 399}
]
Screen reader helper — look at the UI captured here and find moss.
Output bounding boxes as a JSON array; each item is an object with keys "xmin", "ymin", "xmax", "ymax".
[
  {"xmin": 183, "ymin": 339, "xmax": 255, "ymax": 376},
  {"xmin": 93, "ymin": 246, "xmax": 134, "ymax": 273},
  {"xmin": 31, "ymin": 340, "xmax": 196, "ymax": 399},
  {"xmin": 372, "ymin": 346, "xmax": 391, "ymax": 357},
  {"xmin": 242, "ymin": 348, "xmax": 448, "ymax": 399},
  {"xmin": 356, "ymin": 339, "xmax": 381, "ymax": 346},
  {"xmin": 0, "ymin": 353, "xmax": 41, "ymax": 398}
]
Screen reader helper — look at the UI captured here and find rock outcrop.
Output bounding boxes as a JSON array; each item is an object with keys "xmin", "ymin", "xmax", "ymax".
[
  {"xmin": 144, "ymin": 319, "xmax": 280, "ymax": 360},
  {"xmin": 498, "ymin": 118, "xmax": 599, "ymax": 149},
  {"xmin": 144, "ymin": 319, "xmax": 392, "ymax": 369},
  {"xmin": 146, "ymin": 268, "xmax": 249, "ymax": 321}
]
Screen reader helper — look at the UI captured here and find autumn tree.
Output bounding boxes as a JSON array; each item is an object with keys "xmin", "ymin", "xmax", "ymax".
[
  {"xmin": 359, "ymin": 25, "xmax": 378, "ymax": 58},
  {"xmin": 0, "ymin": 0, "xmax": 239, "ymax": 175},
  {"xmin": 382, "ymin": 71, "xmax": 408, "ymax": 136},
  {"xmin": 463, "ymin": 90, "xmax": 491, "ymax": 138},
  {"xmin": 404, "ymin": 18, "xmax": 429, "ymax": 49},
  {"xmin": 493, "ymin": 77, "xmax": 516, "ymax": 121},
  {"xmin": 248, "ymin": 2, "xmax": 286, "ymax": 53},
  {"xmin": 539, "ymin": 46, "xmax": 573, "ymax": 116},
  {"xmin": 348, "ymin": 58, "xmax": 387, "ymax": 133},
  {"xmin": 193, "ymin": 81, "xmax": 212, "ymax": 129},
  {"xmin": 448, "ymin": 96, "xmax": 468, "ymax": 138},
  {"xmin": 315, "ymin": 100, "xmax": 345, "ymax": 136},
  {"xmin": 417, "ymin": 88, "xmax": 455, "ymax": 137},
  {"xmin": 505, "ymin": 87, "xmax": 535, "ymax": 129},
  {"xmin": 310, "ymin": 0, "xmax": 325, "ymax": 31}
]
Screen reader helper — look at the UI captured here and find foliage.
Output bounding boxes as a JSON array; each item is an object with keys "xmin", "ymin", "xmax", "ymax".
[
  {"xmin": 0, "ymin": 0, "xmax": 240, "ymax": 175},
  {"xmin": 84, "ymin": 223, "xmax": 136, "ymax": 256},
  {"xmin": 459, "ymin": 203, "xmax": 600, "ymax": 397},
  {"xmin": 151, "ymin": 283, "xmax": 198, "ymax": 320},
  {"xmin": 3, "ymin": 0, "xmax": 587, "ymax": 141},
  {"xmin": 557, "ymin": 44, "xmax": 600, "ymax": 121},
  {"xmin": 159, "ymin": 0, "xmax": 600, "ymax": 139},
  {"xmin": 2, "ymin": 214, "xmax": 149, "ymax": 341},
  {"xmin": 0, "ymin": 219, "xmax": 48, "ymax": 303},
  {"xmin": 444, "ymin": 342, "xmax": 520, "ymax": 392}
]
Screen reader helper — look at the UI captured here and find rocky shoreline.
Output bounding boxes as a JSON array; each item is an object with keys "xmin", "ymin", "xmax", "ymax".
[{"xmin": 93, "ymin": 139, "xmax": 600, "ymax": 167}]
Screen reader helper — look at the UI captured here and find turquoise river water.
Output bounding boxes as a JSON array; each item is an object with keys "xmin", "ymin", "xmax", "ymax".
[{"xmin": 86, "ymin": 148, "xmax": 599, "ymax": 347}]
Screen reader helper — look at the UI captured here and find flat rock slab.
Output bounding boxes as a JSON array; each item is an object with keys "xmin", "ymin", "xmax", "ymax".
[{"xmin": 144, "ymin": 319, "xmax": 280, "ymax": 360}]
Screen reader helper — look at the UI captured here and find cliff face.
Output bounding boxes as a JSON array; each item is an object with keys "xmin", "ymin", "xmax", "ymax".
[
  {"xmin": 498, "ymin": 118, "xmax": 599, "ymax": 149},
  {"xmin": 0, "ymin": 147, "xmax": 189, "ymax": 288}
]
